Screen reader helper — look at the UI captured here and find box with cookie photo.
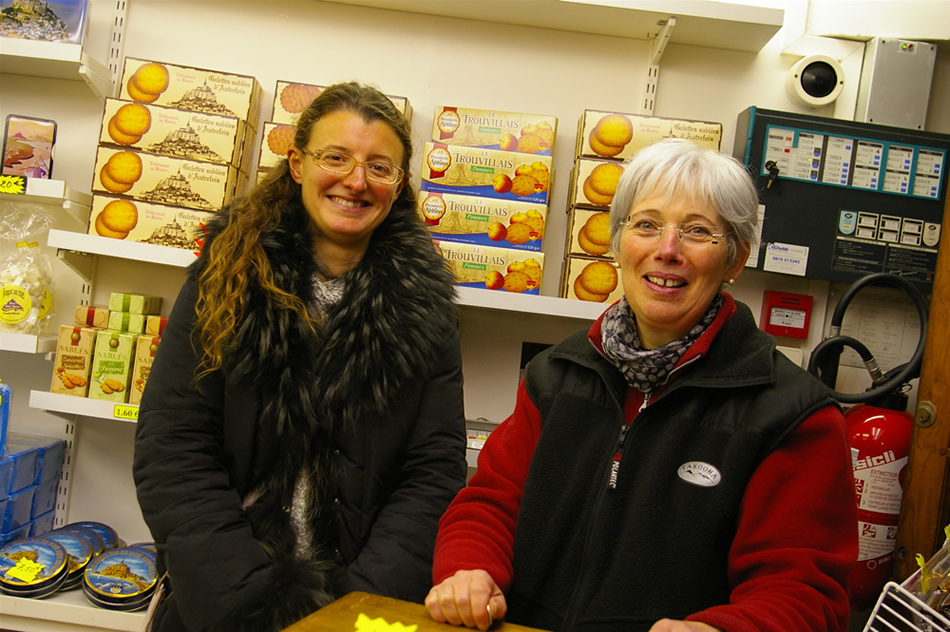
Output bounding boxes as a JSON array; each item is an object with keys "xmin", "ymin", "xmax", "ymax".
[
  {"xmin": 560, "ymin": 256, "xmax": 622, "ymax": 304},
  {"xmin": 87, "ymin": 194, "xmax": 213, "ymax": 252},
  {"xmin": 565, "ymin": 207, "xmax": 613, "ymax": 260},
  {"xmin": 91, "ymin": 146, "xmax": 241, "ymax": 213},
  {"xmin": 272, "ymin": 81, "xmax": 412, "ymax": 125},
  {"xmin": 568, "ymin": 157, "xmax": 624, "ymax": 210},
  {"xmin": 431, "ymin": 106, "xmax": 557, "ymax": 156},
  {"xmin": 98, "ymin": 97, "xmax": 251, "ymax": 172},
  {"xmin": 255, "ymin": 121, "xmax": 294, "ymax": 181},
  {"xmin": 432, "ymin": 239, "xmax": 544, "ymax": 295},
  {"xmin": 576, "ymin": 109, "xmax": 722, "ymax": 162},
  {"xmin": 49, "ymin": 325, "xmax": 98, "ymax": 398},
  {"xmin": 418, "ymin": 191, "xmax": 546, "ymax": 252},
  {"xmin": 88, "ymin": 329, "xmax": 136, "ymax": 403}
]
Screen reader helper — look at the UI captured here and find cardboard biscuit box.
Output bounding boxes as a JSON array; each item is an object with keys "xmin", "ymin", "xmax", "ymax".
[
  {"xmin": 91, "ymin": 146, "xmax": 241, "ymax": 212},
  {"xmin": 108, "ymin": 292, "xmax": 162, "ymax": 315},
  {"xmin": 576, "ymin": 110, "xmax": 723, "ymax": 161},
  {"xmin": 433, "ymin": 239, "xmax": 544, "ymax": 295},
  {"xmin": 272, "ymin": 81, "xmax": 412, "ymax": 125},
  {"xmin": 560, "ymin": 256, "xmax": 623, "ymax": 304},
  {"xmin": 50, "ymin": 325, "xmax": 98, "ymax": 397},
  {"xmin": 418, "ymin": 191, "xmax": 547, "ymax": 252},
  {"xmin": 129, "ymin": 334, "xmax": 161, "ymax": 406},
  {"xmin": 256, "ymin": 121, "xmax": 294, "ymax": 176},
  {"xmin": 74, "ymin": 305, "xmax": 110, "ymax": 329},
  {"xmin": 87, "ymin": 194, "xmax": 213, "ymax": 251},
  {"xmin": 431, "ymin": 106, "xmax": 557, "ymax": 156},
  {"xmin": 119, "ymin": 57, "xmax": 263, "ymax": 131},
  {"xmin": 98, "ymin": 97, "xmax": 251, "ymax": 171},
  {"xmin": 568, "ymin": 157, "xmax": 626, "ymax": 210},
  {"xmin": 420, "ymin": 142, "xmax": 553, "ymax": 206},
  {"xmin": 565, "ymin": 207, "xmax": 614, "ymax": 259},
  {"xmin": 108, "ymin": 311, "xmax": 147, "ymax": 334},
  {"xmin": 88, "ymin": 329, "xmax": 137, "ymax": 403}
]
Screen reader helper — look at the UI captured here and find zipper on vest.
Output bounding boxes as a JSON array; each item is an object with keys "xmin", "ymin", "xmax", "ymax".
[{"xmin": 607, "ymin": 388, "xmax": 649, "ymax": 491}]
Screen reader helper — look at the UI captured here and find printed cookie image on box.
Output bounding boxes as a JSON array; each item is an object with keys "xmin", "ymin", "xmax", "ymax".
[
  {"xmin": 88, "ymin": 194, "xmax": 214, "ymax": 250},
  {"xmin": 433, "ymin": 239, "xmax": 544, "ymax": 295},
  {"xmin": 418, "ymin": 192, "xmax": 546, "ymax": 252},
  {"xmin": 272, "ymin": 81, "xmax": 412, "ymax": 125},
  {"xmin": 256, "ymin": 121, "xmax": 295, "ymax": 176},
  {"xmin": 576, "ymin": 109, "xmax": 723, "ymax": 161},
  {"xmin": 560, "ymin": 256, "xmax": 622, "ymax": 304},
  {"xmin": 98, "ymin": 98, "xmax": 249, "ymax": 169},
  {"xmin": 420, "ymin": 142, "xmax": 552, "ymax": 206},
  {"xmin": 120, "ymin": 58, "xmax": 263, "ymax": 131},
  {"xmin": 570, "ymin": 157, "xmax": 625, "ymax": 210},
  {"xmin": 92, "ymin": 146, "xmax": 240, "ymax": 212},
  {"xmin": 566, "ymin": 208, "xmax": 614, "ymax": 259},
  {"xmin": 432, "ymin": 106, "xmax": 557, "ymax": 156}
]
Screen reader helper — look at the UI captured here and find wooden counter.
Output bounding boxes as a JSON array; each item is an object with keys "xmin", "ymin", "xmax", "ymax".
[{"xmin": 282, "ymin": 591, "xmax": 549, "ymax": 631}]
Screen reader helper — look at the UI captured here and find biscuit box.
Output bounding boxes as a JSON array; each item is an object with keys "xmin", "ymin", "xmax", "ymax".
[
  {"xmin": 560, "ymin": 256, "xmax": 623, "ymax": 304},
  {"xmin": 108, "ymin": 292, "xmax": 162, "ymax": 315},
  {"xmin": 272, "ymin": 81, "xmax": 412, "ymax": 125},
  {"xmin": 420, "ymin": 142, "xmax": 552, "ymax": 206},
  {"xmin": 50, "ymin": 325, "xmax": 98, "ymax": 398},
  {"xmin": 257, "ymin": 121, "xmax": 294, "ymax": 174},
  {"xmin": 119, "ymin": 57, "xmax": 263, "ymax": 131},
  {"xmin": 432, "ymin": 239, "xmax": 544, "ymax": 295},
  {"xmin": 145, "ymin": 316, "xmax": 168, "ymax": 336},
  {"xmin": 566, "ymin": 208, "xmax": 614, "ymax": 259},
  {"xmin": 129, "ymin": 334, "xmax": 160, "ymax": 406},
  {"xmin": 74, "ymin": 305, "xmax": 110, "ymax": 329},
  {"xmin": 431, "ymin": 106, "xmax": 557, "ymax": 156},
  {"xmin": 569, "ymin": 157, "xmax": 626, "ymax": 210},
  {"xmin": 88, "ymin": 330, "xmax": 137, "ymax": 403},
  {"xmin": 91, "ymin": 147, "xmax": 241, "ymax": 212},
  {"xmin": 576, "ymin": 110, "xmax": 723, "ymax": 161},
  {"xmin": 87, "ymin": 194, "xmax": 212, "ymax": 251},
  {"xmin": 107, "ymin": 311, "xmax": 147, "ymax": 334},
  {"xmin": 418, "ymin": 191, "xmax": 546, "ymax": 252},
  {"xmin": 98, "ymin": 97, "xmax": 251, "ymax": 171}
]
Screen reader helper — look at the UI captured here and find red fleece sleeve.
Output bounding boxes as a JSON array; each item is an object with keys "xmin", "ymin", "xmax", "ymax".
[
  {"xmin": 687, "ymin": 406, "xmax": 859, "ymax": 632},
  {"xmin": 432, "ymin": 379, "xmax": 541, "ymax": 592}
]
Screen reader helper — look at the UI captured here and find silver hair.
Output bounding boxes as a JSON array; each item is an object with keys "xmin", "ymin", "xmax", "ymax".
[{"xmin": 608, "ymin": 138, "xmax": 760, "ymax": 267}]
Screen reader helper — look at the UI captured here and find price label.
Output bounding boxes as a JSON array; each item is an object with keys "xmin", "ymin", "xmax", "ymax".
[
  {"xmin": 0, "ymin": 174, "xmax": 27, "ymax": 195},
  {"xmin": 114, "ymin": 404, "xmax": 139, "ymax": 421}
]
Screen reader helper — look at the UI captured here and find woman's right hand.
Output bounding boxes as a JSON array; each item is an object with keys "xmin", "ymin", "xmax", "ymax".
[{"xmin": 425, "ymin": 569, "xmax": 507, "ymax": 631}]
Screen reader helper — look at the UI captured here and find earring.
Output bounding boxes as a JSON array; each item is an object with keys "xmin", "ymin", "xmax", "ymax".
[{"xmin": 728, "ymin": 279, "xmax": 735, "ymax": 285}]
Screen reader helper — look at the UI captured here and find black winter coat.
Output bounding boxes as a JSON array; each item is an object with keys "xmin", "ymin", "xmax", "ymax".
[{"xmin": 133, "ymin": 199, "xmax": 467, "ymax": 632}]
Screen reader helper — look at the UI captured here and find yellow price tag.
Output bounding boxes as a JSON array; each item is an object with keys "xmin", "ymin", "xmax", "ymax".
[
  {"xmin": 114, "ymin": 404, "xmax": 139, "ymax": 421},
  {"xmin": 5, "ymin": 558, "xmax": 45, "ymax": 583},
  {"xmin": 0, "ymin": 174, "xmax": 27, "ymax": 195}
]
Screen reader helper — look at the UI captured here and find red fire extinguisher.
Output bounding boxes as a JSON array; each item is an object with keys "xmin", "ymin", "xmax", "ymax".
[{"xmin": 844, "ymin": 390, "xmax": 914, "ymax": 610}]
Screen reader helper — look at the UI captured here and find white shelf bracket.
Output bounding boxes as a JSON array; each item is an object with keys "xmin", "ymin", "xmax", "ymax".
[
  {"xmin": 57, "ymin": 248, "xmax": 96, "ymax": 282},
  {"xmin": 107, "ymin": 0, "xmax": 130, "ymax": 96},
  {"xmin": 640, "ymin": 16, "xmax": 676, "ymax": 115}
]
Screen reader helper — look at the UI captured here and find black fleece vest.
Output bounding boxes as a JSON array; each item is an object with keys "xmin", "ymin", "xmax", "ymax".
[{"xmin": 506, "ymin": 314, "xmax": 836, "ymax": 632}]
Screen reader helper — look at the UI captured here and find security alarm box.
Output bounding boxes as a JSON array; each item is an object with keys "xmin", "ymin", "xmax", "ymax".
[
  {"xmin": 734, "ymin": 107, "xmax": 950, "ymax": 293},
  {"xmin": 760, "ymin": 290, "xmax": 812, "ymax": 339}
]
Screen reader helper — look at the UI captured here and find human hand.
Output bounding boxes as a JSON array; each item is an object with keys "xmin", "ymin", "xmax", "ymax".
[
  {"xmin": 648, "ymin": 619, "xmax": 722, "ymax": 632},
  {"xmin": 425, "ymin": 569, "xmax": 506, "ymax": 630}
]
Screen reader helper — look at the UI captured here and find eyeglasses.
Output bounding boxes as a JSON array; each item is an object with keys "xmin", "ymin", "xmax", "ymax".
[
  {"xmin": 624, "ymin": 217, "xmax": 727, "ymax": 246},
  {"xmin": 299, "ymin": 148, "xmax": 404, "ymax": 185}
]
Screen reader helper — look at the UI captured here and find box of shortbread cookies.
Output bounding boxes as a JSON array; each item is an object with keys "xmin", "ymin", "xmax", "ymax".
[{"xmin": 576, "ymin": 110, "xmax": 722, "ymax": 161}]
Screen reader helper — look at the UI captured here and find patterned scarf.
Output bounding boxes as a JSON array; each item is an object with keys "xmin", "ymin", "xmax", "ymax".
[{"xmin": 601, "ymin": 294, "xmax": 723, "ymax": 393}]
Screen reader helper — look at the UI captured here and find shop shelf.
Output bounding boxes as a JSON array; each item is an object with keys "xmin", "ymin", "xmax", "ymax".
[
  {"xmin": 0, "ymin": 333, "xmax": 56, "ymax": 355},
  {"xmin": 29, "ymin": 390, "xmax": 139, "ymax": 423},
  {"xmin": 0, "ymin": 589, "xmax": 145, "ymax": 632}
]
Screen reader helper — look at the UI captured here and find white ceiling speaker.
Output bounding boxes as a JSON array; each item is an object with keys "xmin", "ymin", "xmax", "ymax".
[{"xmin": 785, "ymin": 54, "xmax": 845, "ymax": 108}]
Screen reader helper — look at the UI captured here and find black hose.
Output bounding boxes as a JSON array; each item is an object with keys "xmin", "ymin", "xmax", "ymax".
[{"xmin": 807, "ymin": 273, "xmax": 929, "ymax": 405}]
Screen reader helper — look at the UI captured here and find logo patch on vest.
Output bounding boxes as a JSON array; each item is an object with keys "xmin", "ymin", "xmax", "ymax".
[{"xmin": 677, "ymin": 461, "xmax": 721, "ymax": 487}]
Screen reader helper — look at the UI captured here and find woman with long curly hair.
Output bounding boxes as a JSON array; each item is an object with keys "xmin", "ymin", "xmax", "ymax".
[{"xmin": 134, "ymin": 81, "xmax": 467, "ymax": 632}]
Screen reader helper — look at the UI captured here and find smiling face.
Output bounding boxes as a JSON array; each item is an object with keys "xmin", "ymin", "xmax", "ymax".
[
  {"xmin": 618, "ymin": 190, "xmax": 749, "ymax": 350},
  {"xmin": 288, "ymin": 110, "xmax": 406, "ymax": 271}
]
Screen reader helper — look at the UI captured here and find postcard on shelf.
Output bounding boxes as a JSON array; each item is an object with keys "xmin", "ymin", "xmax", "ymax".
[
  {"xmin": 0, "ymin": 0, "xmax": 88, "ymax": 44},
  {"xmin": 2, "ymin": 115, "xmax": 57, "ymax": 179}
]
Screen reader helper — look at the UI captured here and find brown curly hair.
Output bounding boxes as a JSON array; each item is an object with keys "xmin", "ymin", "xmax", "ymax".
[{"xmin": 194, "ymin": 82, "xmax": 415, "ymax": 379}]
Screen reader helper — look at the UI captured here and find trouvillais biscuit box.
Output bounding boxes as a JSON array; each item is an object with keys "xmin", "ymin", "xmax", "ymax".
[
  {"xmin": 87, "ymin": 194, "xmax": 212, "ymax": 251},
  {"xmin": 272, "ymin": 81, "xmax": 412, "ymax": 125},
  {"xmin": 420, "ymin": 142, "xmax": 552, "ymax": 206},
  {"xmin": 89, "ymin": 330, "xmax": 136, "ymax": 403},
  {"xmin": 418, "ymin": 192, "xmax": 546, "ymax": 252},
  {"xmin": 566, "ymin": 208, "xmax": 613, "ymax": 259},
  {"xmin": 91, "ymin": 147, "xmax": 241, "ymax": 212},
  {"xmin": 560, "ymin": 256, "xmax": 623, "ymax": 304},
  {"xmin": 569, "ymin": 157, "xmax": 625, "ymax": 210},
  {"xmin": 50, "ymin": 325, "xmax": 98, "ymax": 397},
  {"xmin": 120, "ymin": 58, "xmax": 263, "ymax": 131},
  {"xmin": 129, "ymin": 334, "xmax": 160, "ymax": 406},
  {"xmin": 432, "ymin": 239, "xmax": 544, "ymax": 295},
  {"xmin": 432, "ymin": 106, "xmax": 557, "ymax": 156},
  {"xmin": 98, "ymin": 97, "xmax": 251, "ymax": 171},
  {"xmin": 576, "ymin": 110, "xmax": 722, "ymax": 161}
]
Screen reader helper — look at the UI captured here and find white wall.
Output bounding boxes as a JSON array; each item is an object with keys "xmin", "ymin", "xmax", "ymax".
[{"xmin": 2, "ymin": 0, "xmax": 947, "ymax": 541}]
